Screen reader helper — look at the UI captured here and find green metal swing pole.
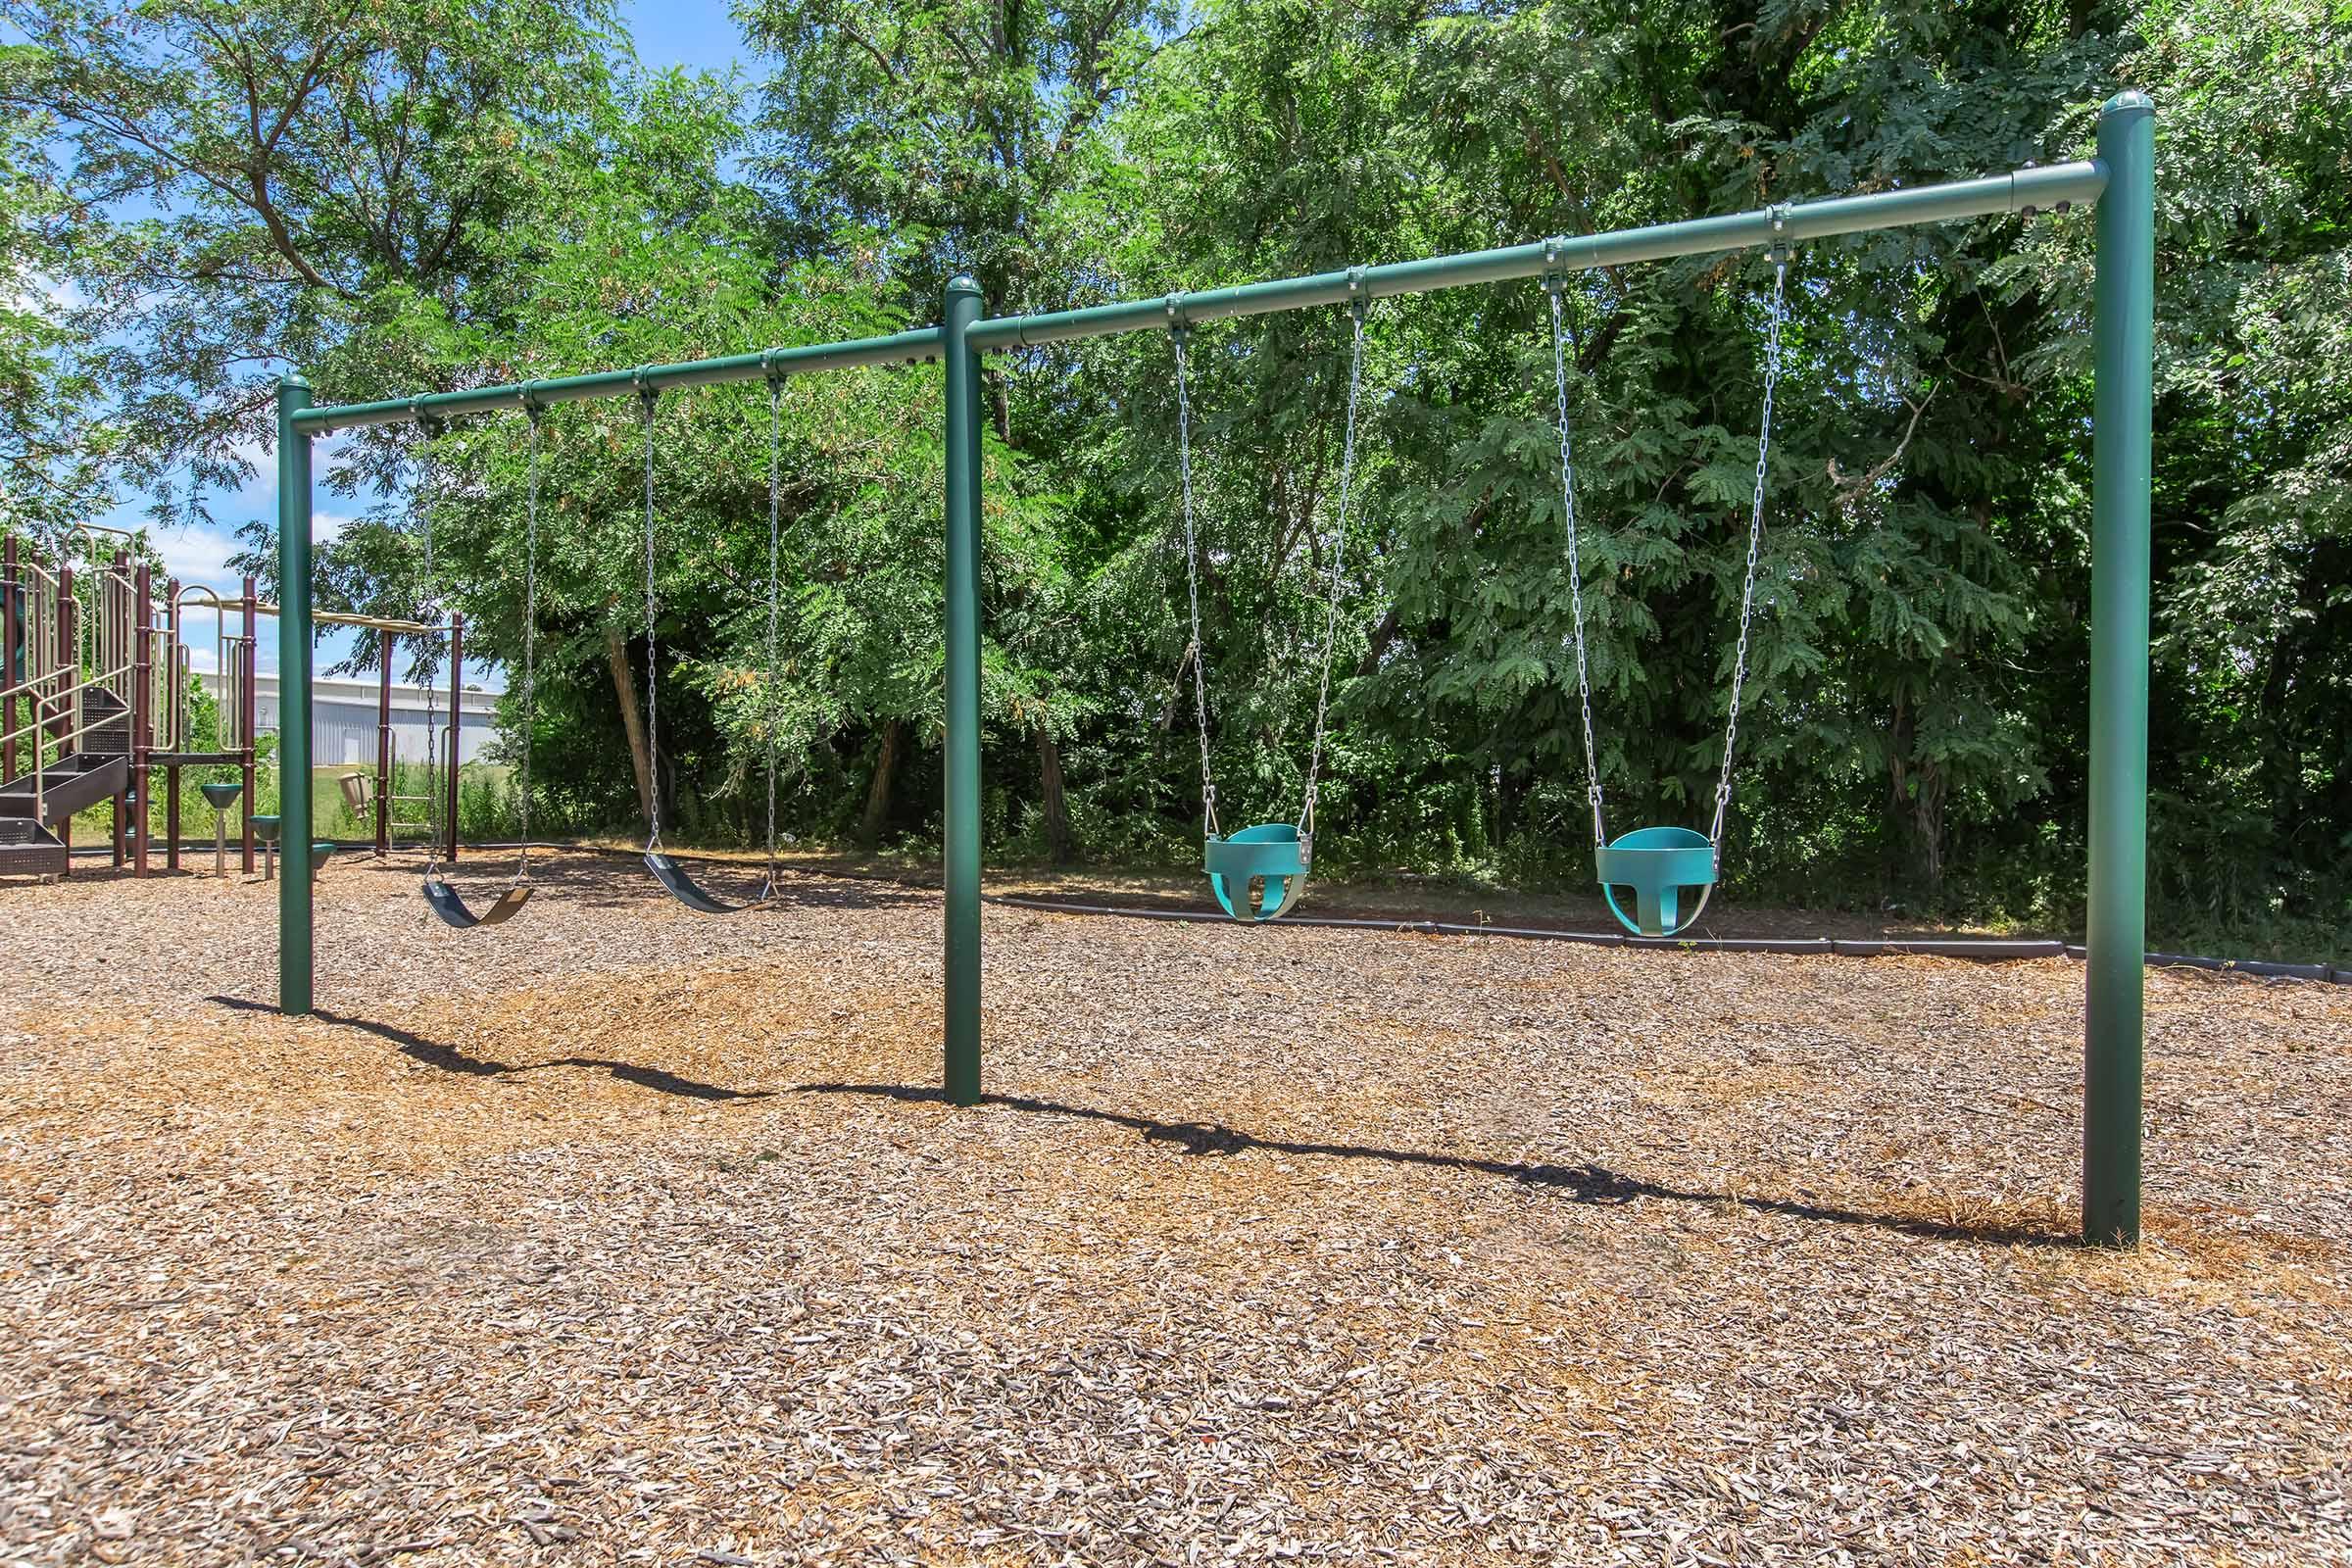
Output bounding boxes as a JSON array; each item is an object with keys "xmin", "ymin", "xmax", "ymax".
[
  {"xmin": 288, "ymin": 329, "xmax": 946, "ymax": 435},
  {"xmin": 942, "ymin": 278, "xmax": 986, "ymax": 1105},
  {"xmin": 276, "ymin": 373, "xmax": 316, "ymax": 1015},
  {"xmin": 963, "ymin": 163, "xmax": 2107, "ymax": 350},
  {"xmin": 2084, "ymin": 91, "xmax": 2157, "ymax": 1248}
]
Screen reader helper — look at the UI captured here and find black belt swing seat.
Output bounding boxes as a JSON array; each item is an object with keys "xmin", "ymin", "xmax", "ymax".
[
  {"xmin": 630, "ymin": 365, "xmax": 793, "ymax": 915},
  {"xmin": 642, "ymin": 850, "xmax": 779, "ymax": 915},
  {"xmin": 409, "ymin": 398, "xmax": 544, "ymax": 932},
  {"xmin": 424, "ymin": 877, "xmax": 531, "ymax": 928}
]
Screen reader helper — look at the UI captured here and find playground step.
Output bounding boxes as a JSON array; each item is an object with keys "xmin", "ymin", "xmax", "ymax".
[
  {"xmin": 0, "ymin": 752, "xmax": 129, "ymax": 827},
  {"xmin": 0, "ymin": 816, "xmax": 68, "ymax": 877},
  {"xmin": 79, "ymin": 687, "xmax": 130, "ymax": 757}
]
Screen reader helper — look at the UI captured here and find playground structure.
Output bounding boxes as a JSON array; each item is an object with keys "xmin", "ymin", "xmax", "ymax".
[
  {"xmin": 270, "ymin": 98, "xmax": 2151, "ymax": 1243},
  {"xmin": 0, "ymin": 525, "xmax": 469, "ymax": 879},
  {"xmin": 2, "ymin": 525, "xmax": 260, "ymax": 879}
]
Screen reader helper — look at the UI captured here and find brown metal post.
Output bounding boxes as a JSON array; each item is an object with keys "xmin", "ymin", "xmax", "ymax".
[
  {"xmin": 55, "ymin": 561, "xmax": 72, "ymax": 875},
  {"xmin": 132, "ymin": 559, "xmax": 151, "ymax": 877},
  {"xmin": 240, "ymin": 575, "xmax": 258, "ymax": 872},
  {"xmin": 165, "ymin": 577, "xmax": 180, "ymax": 871},
  {"xmin": 375, "ymin": 627, "xmax": 393, "ymax": 857},
  {"xmin": 2, "ymin": 533, "xmax": 17, "ymax": 781},
  {"xmin": 111, "ymin": 551, "xmax": 128, "ymax": 871},
  {"xmin": 445, "ymin": 613, "xmax": 463, "ymax": 862}
]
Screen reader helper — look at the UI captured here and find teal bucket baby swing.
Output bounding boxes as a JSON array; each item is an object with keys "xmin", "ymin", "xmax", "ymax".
[
  {"xmin": 1546, "ymin": 237, "xmax": 1791, "ymax": 937},
  {"xmin": 1168, "ymin": 279, "xmax": 1371, "ymax": 922}
]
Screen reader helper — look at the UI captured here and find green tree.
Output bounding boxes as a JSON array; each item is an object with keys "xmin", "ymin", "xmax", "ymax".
[
  {"xmin": 0, "ymin": 0, "xmax": 622, "ymax": 513},
  {"xmin": 0, "ymin": 100, "xmax": 106, "ymax": 535},
  {"xmin": 738, "ymin": 0, "xmax": 1172, "ymax": 330}
]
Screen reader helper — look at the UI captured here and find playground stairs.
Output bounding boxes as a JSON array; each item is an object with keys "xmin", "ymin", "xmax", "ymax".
[{"xmin": 0, "ymin": 688, "xmax": 131, "ymax": 878}]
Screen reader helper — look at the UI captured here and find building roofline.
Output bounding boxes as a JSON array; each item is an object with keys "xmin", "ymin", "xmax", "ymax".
[{"xmin": 201, "ymin": 671, "xmax": 503, "ymax": 710}]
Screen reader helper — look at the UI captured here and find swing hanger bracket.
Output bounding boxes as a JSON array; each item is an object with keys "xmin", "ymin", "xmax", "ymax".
[
  {"xmin": 1345, "ymin": 266, "xmax": 1370, "ymax": 322},
  {"xmin": 632, "ymin": 367, "xmax": 659, "ymax": 406},
  {"xmin": 1163, "ymin": 292, "xmax": 1190, "ymax": 342},
  {"xmin": 408, "ymin": 399, "xmax": 445, "ymax": 437},
  {"xmin": 1542, "ymin": 236, "xmax": 1570, "ymax": 294},
  {"xmin": 760, "ymin": 347, "xmax": 791, "ymax": 387}
]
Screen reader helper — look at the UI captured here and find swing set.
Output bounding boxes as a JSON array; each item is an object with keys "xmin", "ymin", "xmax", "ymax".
[{"xmin": 268, "ymin": 96, "xmax": 2156, "ymax": 1247}]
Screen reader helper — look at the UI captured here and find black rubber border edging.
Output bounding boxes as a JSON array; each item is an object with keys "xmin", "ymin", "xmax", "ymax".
[
  {"xmin": 990, "ymin": 896, "xmax": 2349, "ymax": 984},
  {"xmin": 55, "ymin": 844, "xmax": 2349, "ymax": 985}
]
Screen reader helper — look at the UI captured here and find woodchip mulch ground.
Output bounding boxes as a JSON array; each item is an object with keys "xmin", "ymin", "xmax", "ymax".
[{"xmin": 2, "ymin": 850, "xmax": 2347, "ymax": 1567}]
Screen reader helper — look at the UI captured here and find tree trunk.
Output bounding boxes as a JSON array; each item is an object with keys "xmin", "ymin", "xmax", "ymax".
[
  {"xmin": 1353, "ymin": 606, "xmax": 1403, "ymax": 678},
  {"xmin": 1912, "ymin": 760, "xmax": 1947, "ymax": 897},
  {"xmin": 859, "ymin": 717, "xmax": 905, "ymax": 848},
  {"xmin": 1036, "ymin": 723, "xmax": 1072, "ymax": 863},
  {"xmin": 607, "ymin": 625, "xmax": 656, "ymax": 830},
  {"xmin": 1494, "ymin": 765, "xmax": 1524, "ymax": 849}
]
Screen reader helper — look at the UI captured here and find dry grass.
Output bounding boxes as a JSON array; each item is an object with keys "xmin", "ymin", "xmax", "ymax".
[{"xmin": 2, "ymin": 849, "xmax": 2348, "ymax": 1566}]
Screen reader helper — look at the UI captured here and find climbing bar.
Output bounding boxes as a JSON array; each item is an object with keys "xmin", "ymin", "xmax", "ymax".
[
  {"xmin": 967, "ymin": 162, "xmax": 2107, "ymax": 351},
  {"xmin": 290, "ymin": 326, "xmax": 946, "ymax": 436},
  {"xmin": 253, "ymin": 604, "xmax": 438, "ymax": 636}
]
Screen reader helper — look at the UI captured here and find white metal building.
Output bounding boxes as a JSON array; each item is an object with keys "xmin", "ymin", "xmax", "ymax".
[{"xmin": 205, "ymin": 673, "xmax": 504, "ymax": 767}]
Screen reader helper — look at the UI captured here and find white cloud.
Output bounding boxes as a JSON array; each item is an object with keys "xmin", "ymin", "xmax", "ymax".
[
  {"xmin": 153, "ymin": 524, "xmax": 247, "ymax": 591},
  {"xmin": 9, "ymin": 274, "xmax": 83, "ymax": 315}
]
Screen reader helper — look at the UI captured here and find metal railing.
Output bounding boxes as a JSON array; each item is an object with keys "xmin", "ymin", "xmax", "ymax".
[
  {"xmin": 173, "ymin": 584, "xmax": 250, "ymax": 751},
  {"xmin": 1, "ymin": 556, "xmax": 73, "ymax": 822}
]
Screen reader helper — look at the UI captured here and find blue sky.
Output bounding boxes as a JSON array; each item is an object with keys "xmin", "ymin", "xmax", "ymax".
[
  {"xmin": 623, "ymin": 0, "xmax": 747, "ymax": 74},
  {"xmin": 115, "ymin": 0, "xmax": 749, "ymax": 687}
]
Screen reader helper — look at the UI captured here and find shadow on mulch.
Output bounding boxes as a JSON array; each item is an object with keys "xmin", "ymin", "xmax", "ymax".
[
  {"xmin": 323, "ymin": 848, "xmax": 935, "ymax": 917},
  {"xmin": 796, "ymin": 1081, "xmax": 2078, "ymax": 1251},
  {"xmin": 194, "ymin": 991, "xmax": 2072, "ymax": 1249},
  {"xmin": 206, "ymin": 995, "xmax": 771, "ymax": 1102}
]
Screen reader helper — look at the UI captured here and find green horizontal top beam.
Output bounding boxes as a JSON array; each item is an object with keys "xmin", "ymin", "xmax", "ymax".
[
  {"xmin": 290, "ymin": 326, "xmax": 945, "ymax": 436},
  {"xmin": 969, "ymin": 159, "xmax": 2106, "ymax": 351},
  {"xmin": 289, "ymin": 158, "xmax": 2101, "ymax": 435}
]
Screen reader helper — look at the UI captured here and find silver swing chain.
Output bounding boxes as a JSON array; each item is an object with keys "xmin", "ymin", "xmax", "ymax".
[
  {"xmin": 1546, "ymin": 255, "xmax": 1606, "ymax": 849},
  {"xmin": 415, "ymin": 412, "xmax": 447, "ymax": 882},
  {"xmin": 1297, "ymin": 279, "xmax": 1370, "ymax": 850},
  {"xmin": 1709, "ymin": 240, "xmax": 1790, "ymax": 854},
  {"xmin": 514, "ymin": 402, "xmax": 540, "ymax": 885},
  {"xmin": 1169, "ymin": 310, "xmax": 1220, "ymax": 840},
  {"xmin": 639, "ymin": 384, "xmax": 662, "ymax": 851}
]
